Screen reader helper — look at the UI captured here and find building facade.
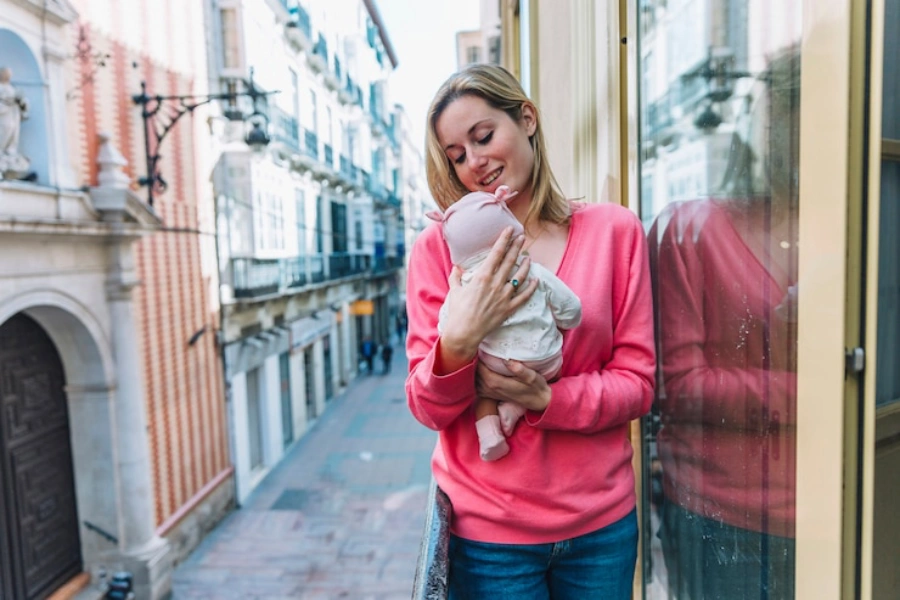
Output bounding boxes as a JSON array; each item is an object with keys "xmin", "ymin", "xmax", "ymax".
[
  {"xmin": 206, "ymin": 0, "xmax": 406, "ymax": 505},
  {"xmin": 0, "ymin": 0, "xmax": 232, "ymax": 598},
  {"xmin": 456, "ymin": 0, "xmax": 503, "ymax": 69},
  {"xmin": 394, "ymin": 105, "xmax": 432, "ymax": 287}
]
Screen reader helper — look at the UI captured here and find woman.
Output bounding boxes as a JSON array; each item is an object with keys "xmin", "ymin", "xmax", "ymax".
[{"xmin": 405, "ymin": 64, "xmax": 655, "ymax": 598}]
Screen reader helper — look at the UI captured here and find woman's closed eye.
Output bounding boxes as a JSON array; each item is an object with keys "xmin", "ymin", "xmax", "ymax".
[{"xmin": 451, "ymin": 132, "xmax": 493, "ymax": 165}]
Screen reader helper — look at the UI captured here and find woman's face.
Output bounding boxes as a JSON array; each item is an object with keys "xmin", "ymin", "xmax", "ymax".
[{"xmin": 435, "ymin": 94, "xmax": 537, "ymax": 199}]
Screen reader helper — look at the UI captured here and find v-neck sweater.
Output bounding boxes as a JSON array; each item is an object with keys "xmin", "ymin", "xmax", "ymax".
[{"xmin": 405, "ymin": 202, "xmax": 656, "ymax": 544}]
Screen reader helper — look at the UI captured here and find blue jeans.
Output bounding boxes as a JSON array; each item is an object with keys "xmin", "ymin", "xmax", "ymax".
[{"xmin": 448, "ymin": 508, "xmax": 638, "ymax": 600}]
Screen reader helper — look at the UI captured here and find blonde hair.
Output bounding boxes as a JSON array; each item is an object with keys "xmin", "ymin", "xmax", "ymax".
[{"xmin": 425, "ymin": 64, "xmax": 569, "ymax": 227}]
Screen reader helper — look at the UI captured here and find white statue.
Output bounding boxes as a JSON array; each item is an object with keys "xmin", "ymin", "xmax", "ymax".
[{"xmin": 0, "ymin": 67, "xmax": 31, "ymax": 179}]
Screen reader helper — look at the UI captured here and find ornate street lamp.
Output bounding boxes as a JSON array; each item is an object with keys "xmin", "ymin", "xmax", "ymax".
[
  {"xmin": 694, "ymin": 102, "xmax": 724, "ymax": 133},
  {"xmin": 683, "ymin": 47, "xmax": 754, "ymax": 134},
  {"xmin": 132, "ymin": 70, "xmax": 276, "ymax": 206}
]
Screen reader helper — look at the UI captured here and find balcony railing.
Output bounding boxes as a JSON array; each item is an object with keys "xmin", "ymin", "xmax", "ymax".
[
  {"xmin": 309, "ymin": 254, "xmax": 325, "ymax": 283},
  {"xmin": 230, "ymin": 252, "xmax": 379, "ymax": 299},
  {"xmin": 282, "ymin": 256, "xmax": 307, "ymax": 288},
  {"xmin": 329, "ymin": 252, "xmax": 371, "ymax": 278},
  {"xmin": 271, "ymin": 106, "xmax": 300, "ymax": 153},
  {"xmin": 372, "ymin": 255, "xmax": 404, "ymax": 274},
  {"xmin": 231, "ymin": 258, "xmax": 280, "ymax": 298}
]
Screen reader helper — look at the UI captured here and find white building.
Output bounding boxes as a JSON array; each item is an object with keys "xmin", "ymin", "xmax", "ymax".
[
  {"xmin": 456, "ymin": 0, "xmax": 502, "ymax": 69},
  {"xmin": 206, "ymin": 0, "xmax": 408, "ymax": 504},
  {"xmin": 394, "ymin": 104, "xmax": 434, "ymax": 277}
]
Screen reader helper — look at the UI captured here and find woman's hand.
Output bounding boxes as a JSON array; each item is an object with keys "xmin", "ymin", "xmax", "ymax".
[
  {"xmin": 476, "ymin": 360, "xmax": 552, "ymax": 412},
  {"xmin": 438, "ymin": 227, "xmax": 538, "ymax": 366}
]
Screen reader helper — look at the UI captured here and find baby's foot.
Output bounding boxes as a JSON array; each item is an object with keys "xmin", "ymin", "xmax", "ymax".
[
  {"xmin": 498, "ymin": 402, "xmax": 526, "ymax": 436},
  {"xmin": 475, "ymin": 415, "xmax": 509, "ymax": 461}
]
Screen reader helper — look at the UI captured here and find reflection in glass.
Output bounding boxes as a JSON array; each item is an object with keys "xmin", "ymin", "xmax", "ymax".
[
  {"xmin": 875, "ymin": 0, "xmax": 900, "ymax": 408},
  {"xmin": 877, "ymin": 162, "xmax": 900, "ymax": 407},
  {"xmin": 639, "ymin": 1, "xmax": 801, "ymax": 597}
]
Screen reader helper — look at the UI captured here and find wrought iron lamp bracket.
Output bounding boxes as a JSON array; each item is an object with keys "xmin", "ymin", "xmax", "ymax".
[{"xmin": 132, "ymin": 73, "xmax": 276, "ymax": 206}]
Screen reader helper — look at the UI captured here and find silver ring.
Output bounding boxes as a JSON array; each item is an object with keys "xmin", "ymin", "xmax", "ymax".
[{"xmin": 510, "ymin": 278, "xmax": 520, "ymax": 290}]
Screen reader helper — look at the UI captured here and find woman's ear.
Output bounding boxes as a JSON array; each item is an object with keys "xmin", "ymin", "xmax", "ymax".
[{"xmin": 521, "ymin": 102, "xmax": 538, "ymax": 137}]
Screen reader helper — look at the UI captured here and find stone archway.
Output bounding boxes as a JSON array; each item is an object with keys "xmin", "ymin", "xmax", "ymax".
[
  {"xmin": 0, "ymin": 293, "xmax": 119, "ymax": 597},
  {"xmin": 0, "ymin": 313, "xmax": 81, "ymax": 599}
]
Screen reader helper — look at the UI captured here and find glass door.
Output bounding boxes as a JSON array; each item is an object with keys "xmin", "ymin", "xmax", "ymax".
[
  {"xmin": 638, "ymin": 0, "xmax": 801, "ymax": 592},
  {"xmin": 632, "ymin": 0, "xmax": 859, "ymax": 597}
]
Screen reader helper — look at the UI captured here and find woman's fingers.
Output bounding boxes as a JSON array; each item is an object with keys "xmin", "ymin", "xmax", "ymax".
[
  {"xmin": 508, "ymin": 256, "xmax": 531, "ymax": 291},
  {"xmin": 482, "ymin": 227, "xmax": 521, "ymax": 277},
  {"xmin": 495, "ymin": 235, "xmax": 525, "ymax": 285},
  {"xmin": 508, "ymin": 271, "xmax": 539, "ymax": 308},
  {"xmin": 449, "ymin": 266, "xmax": 462, "ymax": 289},
  {"xmin": 476, "ymin": 360, "xmax": 550, "ymax": 411}
]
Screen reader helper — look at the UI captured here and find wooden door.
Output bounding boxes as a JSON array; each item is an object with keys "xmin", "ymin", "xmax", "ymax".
[{"xmin": 0, "ymin": 314, "xmax": 81, "ymax": 600}]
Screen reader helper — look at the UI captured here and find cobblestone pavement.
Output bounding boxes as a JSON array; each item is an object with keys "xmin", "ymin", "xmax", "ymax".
[{"xmin": 172, "ymin": 345, "xmax": 436, "ymax": 599}]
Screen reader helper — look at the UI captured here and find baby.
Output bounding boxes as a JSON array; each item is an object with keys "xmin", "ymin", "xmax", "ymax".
[{"xmin": 429, "ymin": 186, "xmax": 582, "ymax": 461}]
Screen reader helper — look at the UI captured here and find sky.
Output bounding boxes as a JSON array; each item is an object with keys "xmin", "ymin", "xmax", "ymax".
[{"xmin": 375, "ymin": 0, "xmax": 480, "ymax": 152}]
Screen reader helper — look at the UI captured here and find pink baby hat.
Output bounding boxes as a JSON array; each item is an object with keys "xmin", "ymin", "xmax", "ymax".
[{"xmin": 429, "ymin": 187, "xmax": 524, "ymax": 265}]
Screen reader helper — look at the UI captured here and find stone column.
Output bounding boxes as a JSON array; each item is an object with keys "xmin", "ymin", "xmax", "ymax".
[
  {"xmin": 106, "ymin": 269, "xmax": 162, "ymax": 553},
  {"xmin": 65, "ymin": 386, "xmax": 118, "ymax": 560},
  {"xmin": 92, "ymin": 133, "xmax": 170, "ymax": 598}
]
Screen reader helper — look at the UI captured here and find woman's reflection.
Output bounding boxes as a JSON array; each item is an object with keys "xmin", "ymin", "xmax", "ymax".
[{"xmin": 651, "ymin": 47, "xmax": 800, "ymax": 599}]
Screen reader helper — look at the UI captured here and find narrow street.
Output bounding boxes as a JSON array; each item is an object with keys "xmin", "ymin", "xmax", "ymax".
[{"xmin": 172, "ymin": 345, "xmax": 436, "ymax": 599}]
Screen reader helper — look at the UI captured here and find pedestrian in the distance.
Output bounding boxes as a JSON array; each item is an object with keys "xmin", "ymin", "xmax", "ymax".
[
  {"xmin": 396, "ymin": 311, "xmax": 408, "ymax": 339},
  {"xmin": 360, "ymin": 337, "xmax": 376, "ymax": 375},
  {"xmin": 381, "ymin": 341, "xmax": 394, "ymax": 374}
]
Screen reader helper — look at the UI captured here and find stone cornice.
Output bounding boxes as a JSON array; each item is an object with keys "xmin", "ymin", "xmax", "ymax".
[
  {"xmin": 0, "ymin": 182, "xmax": 160, "ymax": 239},
  {"xmin": 0, "ymin": 217, "xmax": 149, "ymax": 240},
  {"xmin": 9, "ymin": 0, "xmax": 78, "ymax": 26},
  {"xmin": 89, "ymin": 186, "xmax": 162, "ymax": 229}
]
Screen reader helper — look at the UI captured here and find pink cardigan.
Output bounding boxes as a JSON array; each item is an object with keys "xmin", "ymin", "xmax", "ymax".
[{"xmin": 405, "ymin": 202, "xmax": 655, "ymax": 544}]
